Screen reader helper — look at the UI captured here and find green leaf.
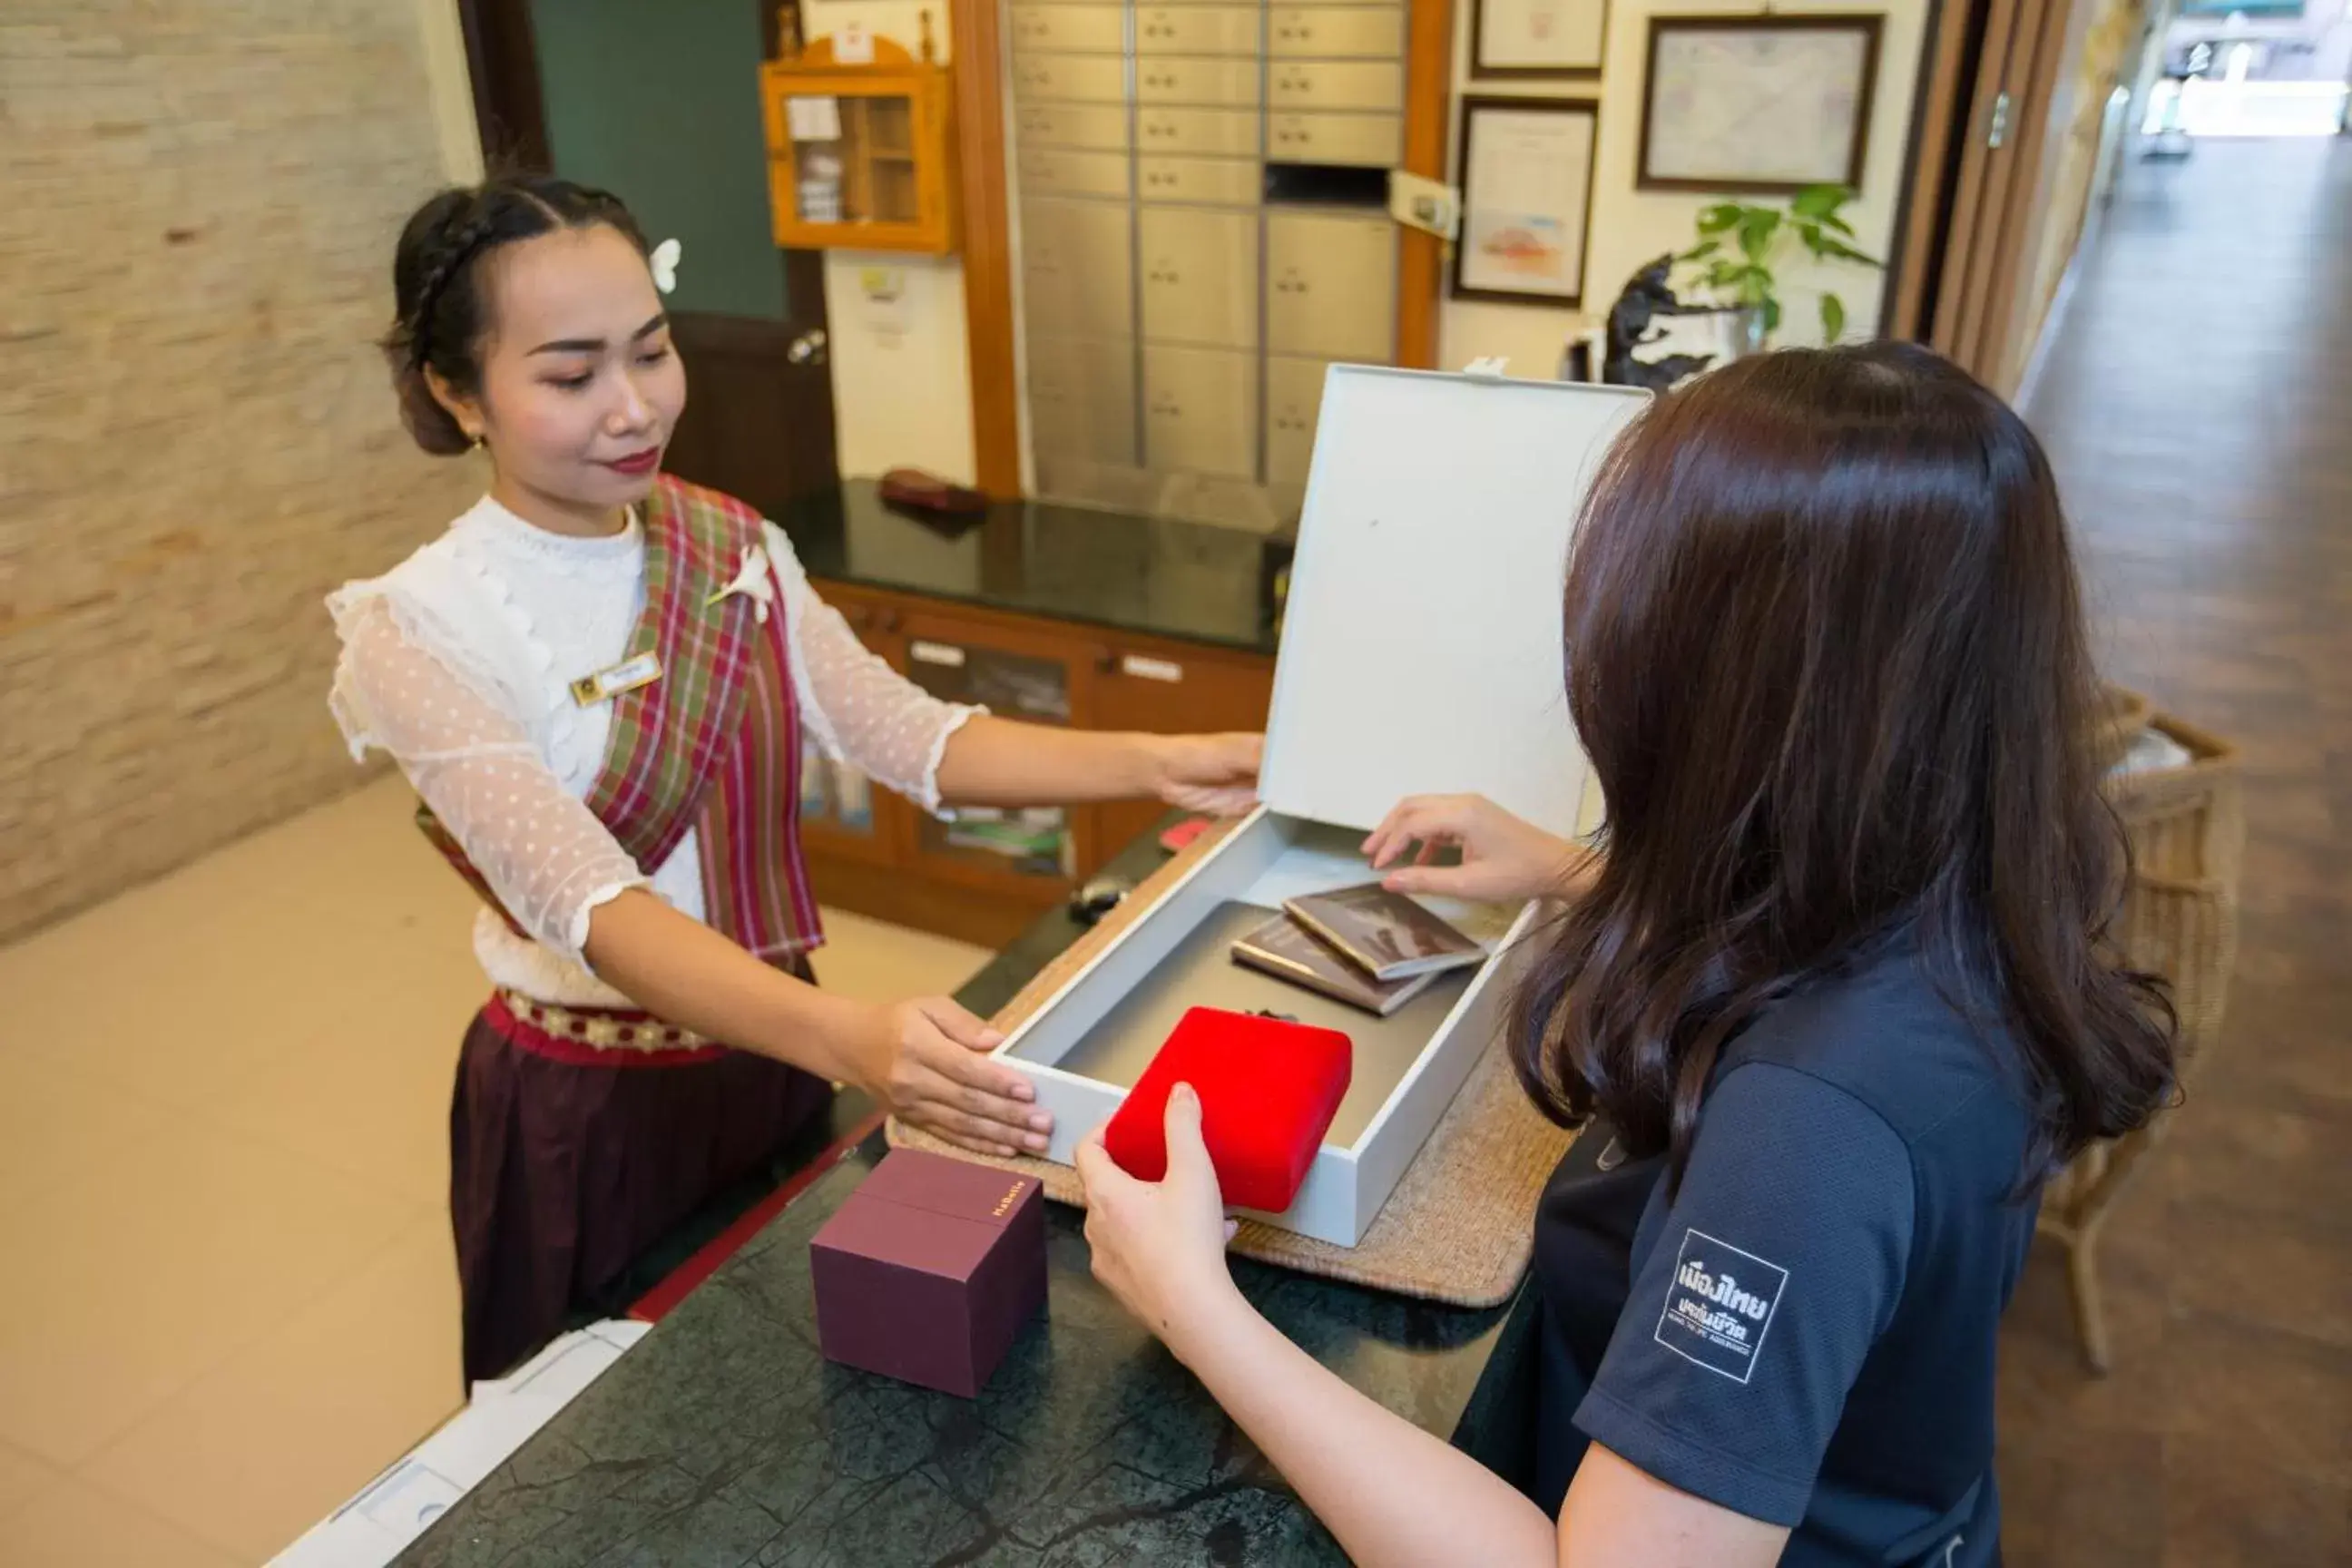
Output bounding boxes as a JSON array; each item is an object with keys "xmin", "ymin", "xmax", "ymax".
[
  {"xmin": 1821, "ymin": 293, "xmax": 1847, "ymax": 341},
  {"xmin": 1677, "ymin": 240, "xmax": 1723, "ymax": 263},
  {"xmin": 1818, "ymin": 211, "xmax": 1858, "ymax": 238},
  {"xmin": 1696, "ymin": 202, "xmax": 1746, "ymax": 235},
  {"xmin": 1818, "ymin": 236, "xmax": 1886, "ymax": 270},
  {"xmin": 1738, "ymin": 210, "xmax": 1779, "ymax": 261},
  {"xmin": 1787, "ymin": 186, "xmax": 1844, "ymax": 220},
  {"xmin": 1761, "ymin": 296, "xmax": 1783, "ymax": 334},
  {"xmin": 1703, "ymin": 259, "xmax": 1747, "ymax": 291},
  {"xmin": 1790, "ymin": 183, "xmax": 1854, "ymax": 219},
  {"xmin": 1796, "ymin": 224, "xmax": 1830, "ymax": 260}
]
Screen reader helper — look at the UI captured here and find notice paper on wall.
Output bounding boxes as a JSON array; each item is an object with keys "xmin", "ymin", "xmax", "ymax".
[{"xmin": 788, "ymin": 94, "xmax": 843, "ymax": 142}]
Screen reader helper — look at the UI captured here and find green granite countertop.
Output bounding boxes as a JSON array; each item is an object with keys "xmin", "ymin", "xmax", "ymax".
[
  {"xmin": 772, "ymin": 482, "xmax": 1291, "ymax": 656},
  {"xmin": 393, "ymin": 833, "xmax": 1540, "ymax": 1566}
]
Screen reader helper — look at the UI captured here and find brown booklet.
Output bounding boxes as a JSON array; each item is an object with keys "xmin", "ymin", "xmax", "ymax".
[
  {"xmin": 1282, "ymin": 883, "xmax": 1486, "ymax": 983},
  {"xmin": 1230, "ymin": 912, "xmax": 1438, "ymax": 1017}
]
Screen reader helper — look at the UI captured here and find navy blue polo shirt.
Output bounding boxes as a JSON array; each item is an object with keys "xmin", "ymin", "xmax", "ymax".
[{"xmin": 1532, "ymin": 931, "xmax": 2038, "ymax": 1566}]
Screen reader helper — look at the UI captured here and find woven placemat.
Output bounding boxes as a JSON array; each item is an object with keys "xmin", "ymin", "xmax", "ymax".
[{"xmin": 887, "ymin": 819, "xmax": 1576, "ymax": 1308}]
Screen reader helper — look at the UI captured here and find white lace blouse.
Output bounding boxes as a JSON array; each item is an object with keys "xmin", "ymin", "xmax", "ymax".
[{"xmin": 328, "ymin": 495, "xmax": 979, "ymax": 1007}]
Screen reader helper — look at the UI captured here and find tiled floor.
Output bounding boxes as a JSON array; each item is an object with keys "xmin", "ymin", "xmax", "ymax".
[
  {"xmin": 0, "ymin": 775, "xmax": 988, "ymax": 1566},
  {"xmin": 1991, "ymin": 137, "xmax": 2351, "ymax": 1563}
]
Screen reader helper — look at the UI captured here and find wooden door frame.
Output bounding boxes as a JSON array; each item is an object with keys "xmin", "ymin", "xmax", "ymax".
[
  {"xmin": 950, "ymin": 0, "xmax": 1025, "ymax": 496},
  {"xmin": 1896, "ymin": 0, "xmax": 2083, "ymax": 393},
  {"xmin": 1396, "ymin": 0, "xmax": 1457, "ymax": 368},
  {"xmin": 1967, "ymin": 0, "xmax": 2079, "ymax": 392},
  {"xmin": 1884, "ymin": 0, "xmax": 1984, "ymax": 340}
]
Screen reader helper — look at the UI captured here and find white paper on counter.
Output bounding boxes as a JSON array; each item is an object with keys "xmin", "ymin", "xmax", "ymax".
[{"xmin": 269, "ymin": 1319, "xmax": 653, "ymax": 1568}]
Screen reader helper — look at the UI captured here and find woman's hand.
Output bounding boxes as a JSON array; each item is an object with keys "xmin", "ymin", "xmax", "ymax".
[
  {"xmin": 1362, "ymin": 793, "xmax": 1596, "ymax": 905},
  {"xmin": 1074, "ymin": 1084, "xmax": 1245, "ymax": 1355},
  {"xmin": 1148, "ymin": 733, "xmax": 1263, "ymax": 817},
  {"xmin": 848, "ymin": 997, "xmax": 1053, "ymax": 1158}
]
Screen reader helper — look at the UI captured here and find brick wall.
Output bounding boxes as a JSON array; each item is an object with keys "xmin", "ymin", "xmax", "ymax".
[{"xmin": 0, "ymin": 5, "xmax": 482, "ymax": 943}]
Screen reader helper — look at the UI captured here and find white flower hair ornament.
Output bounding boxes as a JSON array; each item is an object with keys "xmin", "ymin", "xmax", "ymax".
[{"xmin": 649, "ymin": 238, "xmax": 682, "ymax": 295}]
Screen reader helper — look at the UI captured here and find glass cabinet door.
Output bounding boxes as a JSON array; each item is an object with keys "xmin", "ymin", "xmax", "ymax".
[
  {"xmin": 782, "ymin": 92, "xmax": 923, "ymax": 229},
  {"xmin": 904, "ymin": 632, "xmax": 1079, "ymax": 880}
]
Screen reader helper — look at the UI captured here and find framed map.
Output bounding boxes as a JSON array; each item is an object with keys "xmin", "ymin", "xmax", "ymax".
[
  {"xmin": 1453, "ymin": 98, "xmax": 1601, "ymax": 304},
  {"xmin": 1637, "ymin": 15, "xmax": 1884, "ymax": 194}
]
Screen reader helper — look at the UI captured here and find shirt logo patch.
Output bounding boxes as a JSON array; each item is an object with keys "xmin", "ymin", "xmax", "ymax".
[{"xmin": 1654, "ymin": 1229, "xmax": 1789, "ymax": 1384}]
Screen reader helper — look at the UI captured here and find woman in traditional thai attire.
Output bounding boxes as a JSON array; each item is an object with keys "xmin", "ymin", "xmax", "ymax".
[{"xmin": 330, "ymin": 175, "xmax": 1260, "ymax": 1381}]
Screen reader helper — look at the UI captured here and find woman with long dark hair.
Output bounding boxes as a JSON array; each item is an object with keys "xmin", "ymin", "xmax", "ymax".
[{"xmin": 1077, "ymin": 344, "xmax": 2175, "ymax": 1566}]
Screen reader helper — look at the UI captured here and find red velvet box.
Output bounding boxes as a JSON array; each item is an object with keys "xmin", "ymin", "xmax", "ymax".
[
  {"xmin": 808, "ymin": 1150, "xmax": 1047, "ymax": 1397},
  {"xmin": 1103, "ymin": 1006, "xmax": 1353, "ymax": 1213}
]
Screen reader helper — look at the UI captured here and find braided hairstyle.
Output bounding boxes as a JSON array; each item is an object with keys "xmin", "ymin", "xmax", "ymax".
[{"xmin": 380, "ymin": 174, "xmax": 651, "ymax": 456}]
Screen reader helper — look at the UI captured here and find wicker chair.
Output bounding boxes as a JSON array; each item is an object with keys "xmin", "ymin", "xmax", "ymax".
[{"xmin": 2038, "ymin": 710, "xmax": 2242, "ymax": 1372}]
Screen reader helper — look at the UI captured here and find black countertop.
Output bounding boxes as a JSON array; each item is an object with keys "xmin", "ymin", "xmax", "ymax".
[
  {"xmin": 394, "ymin": 832, "xmax": 1541, "ymax": 1567},
  {"xmin": 772, "ymin": 482, "xmax": 1291, "ymax": 657}
]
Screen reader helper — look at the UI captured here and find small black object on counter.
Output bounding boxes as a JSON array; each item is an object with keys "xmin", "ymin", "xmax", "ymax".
[{"xmin": 1069, "ymin": 875, "xmax": 1131, "ymax": 926}]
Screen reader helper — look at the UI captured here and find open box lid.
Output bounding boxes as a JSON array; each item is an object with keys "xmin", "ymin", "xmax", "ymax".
[{"xmin": 1260, "ymin": 367, "xmax": 1648, "ymax": 839}]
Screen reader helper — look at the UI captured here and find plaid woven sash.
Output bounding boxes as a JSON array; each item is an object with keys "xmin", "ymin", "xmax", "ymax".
[{"xmin": 416, "ymin": 475, "xmax": 823, "ymax": 964}]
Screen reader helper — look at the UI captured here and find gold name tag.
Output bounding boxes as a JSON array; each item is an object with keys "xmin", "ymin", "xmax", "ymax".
[{"xmin": 570, "ymin": 651, "xmax": 662, "ymax": 707}]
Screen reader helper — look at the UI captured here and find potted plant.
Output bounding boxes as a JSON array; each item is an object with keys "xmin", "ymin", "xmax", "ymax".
[{"xmin": 1677, "ymin": 184, "xmax": 1885, "ymax": 350}]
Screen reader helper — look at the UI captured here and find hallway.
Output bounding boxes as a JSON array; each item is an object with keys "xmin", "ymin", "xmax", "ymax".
[{"xmin": 1991, "ymin": 138, "xmax": 2352, "ymax": 1563}]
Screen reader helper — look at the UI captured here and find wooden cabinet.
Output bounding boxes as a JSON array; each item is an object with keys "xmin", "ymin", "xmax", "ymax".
[
  {"xmin": 1091, "ymin": 641, "xmax": 1279, "ymax": 860},
  {"xmin": 1136, "ymin": 57, "xmax": 1262, "ymax": 107},
  {"xmin": 1013, "ymin": 102, "xmax": 1132, "ymax": 152},
  {"xmin": 898, "ymin": 609, "xmax": 1092, "ymax": 892},
  {"xmin": 1011, "ymin": 52, "xmax": 1129, "ymax": 103},
  {"xmin": 796, "ymin": 583, "xmax": 909, "ymax": 867},
  {"xmin": 1269, "ymin": 6, "xmax": 1406, "ymax": 58},
  {"xmin": 1028, "ymin": 335, "xmax": 1139, "ymax": 465},
  {"xmin": 1140, "ymin": 207, "xmax": 1259, "ymax": 346},
  {"xmin": 799, "ymin": 580, "xmax": 1275, "ymax": 948},
  {"xmin": 1268, "ymin": 210, "xmax": 1397, "ymax": 360},
  {"xmin": 1266, "ymin": 354, "xmax": 1332, "ymax": 489},
  {"xmin": 1145, "ymin": 346, "xmax": 1259, "ymax": 477},
  {"xmin": 1268, "ymin": 110, "xmax": 1402, "ymax": 166},
  {"xmin": 1138, "ymin": 155, "xmax": 1262, "ymax": 207},
  {"xmin": 1137, "ymin": 106, "xmax": 1261, "ymax": 157},
  {"xmin": 1008, "ymin": 5, "xmax": 1127, "ymax": 54},
  {"xmin": 1017, "ymin": 144, "xmax": 1132, "ymax": 200},
  {"xmin": 1006, "ymin": 0, "xmax": 1408, "ymax": 513},
  {"xmin": 760, "ymin": 40, "xmax": 959, "ymax": 255},
  {"xmin": 1267, "ymin": 60, "xmax": 1405, "ymax": 112},
  {"xmin": 1023, "ymin": 198, "xmax": 1134, "ymax": 338},
  {"xmin": 1136, "ymin": 5, "xmax": 1261, "ymax": 54}
]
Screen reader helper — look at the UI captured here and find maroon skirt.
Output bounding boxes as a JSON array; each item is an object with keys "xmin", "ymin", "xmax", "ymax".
[{"xmin": 449, "ymin": 979, "xmax": 831, "ymax": 1383}]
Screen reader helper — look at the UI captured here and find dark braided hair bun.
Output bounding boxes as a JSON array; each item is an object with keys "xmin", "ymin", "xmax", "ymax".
[{"xmin": 380, "ymin": 175, "xmax": 651, "ymax": 456}]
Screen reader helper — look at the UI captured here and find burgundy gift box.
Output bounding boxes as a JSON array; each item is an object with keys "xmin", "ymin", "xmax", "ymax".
[{"xmin": 808, "ymin": 1149, "xmax": 1047, "ymax": 1397}]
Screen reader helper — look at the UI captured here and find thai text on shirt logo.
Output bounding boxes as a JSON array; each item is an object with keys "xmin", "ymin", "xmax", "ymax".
[{"xmin": 1654, "ymin": 1229, "xmax": 1790, "ymax": 1384}]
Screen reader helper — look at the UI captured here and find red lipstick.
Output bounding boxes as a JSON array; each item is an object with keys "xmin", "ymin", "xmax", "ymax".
[{"xmin": 602, "ymin": 447, "xmax": 661, "ymax": 477}]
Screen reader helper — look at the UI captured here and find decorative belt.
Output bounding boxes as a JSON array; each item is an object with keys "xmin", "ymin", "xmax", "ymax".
[{"xmin": 484, "ymin": 989, "xmax": 730, "ymax": 1068}]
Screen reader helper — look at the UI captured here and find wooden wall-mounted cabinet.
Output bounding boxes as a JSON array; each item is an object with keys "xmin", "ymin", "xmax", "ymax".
[
  {"xmin": 760, "ymin": 36, "xmax": 959, "ymax": 255},
  {"xmin": 801, "ymin": 581, "xmax": 1275, "ymax": 950}
]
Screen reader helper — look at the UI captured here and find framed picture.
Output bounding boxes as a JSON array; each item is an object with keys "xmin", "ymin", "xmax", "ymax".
[
  {"xmin": 1473, "ymin": 0, "xmax": 1608, "ymax": 79},
  {"xmin": 1452, "ymin": 97, "xmax": 1600, "ymax": 306},
  {"xmin": 1637, "ymin": 15, "xmax": 1885, "ymax": 194}
]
